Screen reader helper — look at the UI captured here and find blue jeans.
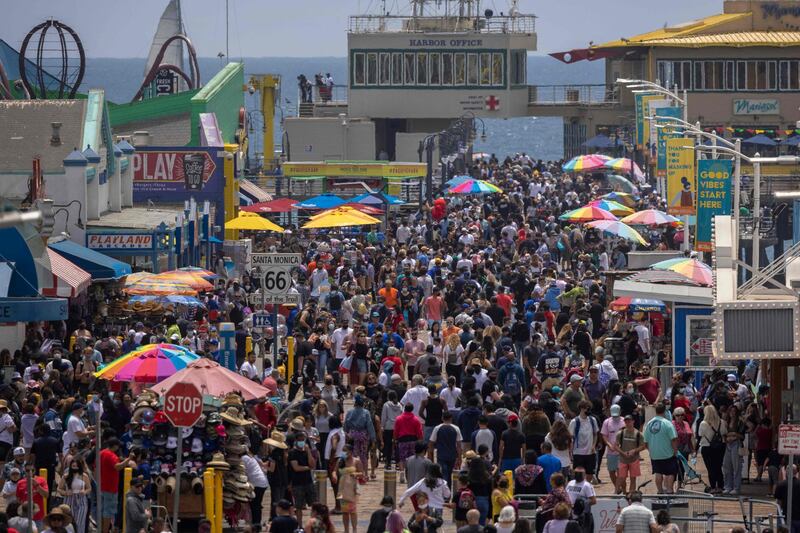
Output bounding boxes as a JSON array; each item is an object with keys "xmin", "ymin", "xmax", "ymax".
[
  {"xmin": 423, "ymin": 425, "xmax": 436, "ymax": 442},
  {"xmin": 317, "ymin": 351, "xmax": 328, "ymax": 381},
  {"xmin": 439, "ymin": 459, "xmax": 455, "ymax": 488},
  {"xmin": 475, "ymin": 495, "xmax": 490, "ymax": 526},
  {"xmin": 500, "ymin": 458, "xmax": 522, "ymax": 476}
]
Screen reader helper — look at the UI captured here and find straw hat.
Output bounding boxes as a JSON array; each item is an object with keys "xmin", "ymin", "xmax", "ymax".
[
  {"xmin": 207, "ymin": 453, "xmax": 230, "ymax": 471},
  {"xmin": 463, "ymin": 450, "xmax": 478, "ymax": 461},
  {"xmin": 220, "ymin": 407, "xmax": 251, "ymax": 426},
  {"xmin": 289, "ymin": 417, "xmax": 305, "ymax": 431},
  {"xmin": 263, "ymin": 431, "xmax": 288, "ymax": 450},
  {"xmin": 221, "ymin": 393, "xmax": 243, "ymax": 407}
]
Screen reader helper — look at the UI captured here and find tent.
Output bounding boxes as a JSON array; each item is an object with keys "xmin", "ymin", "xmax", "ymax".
[
  {"xmin": 224, "ymin": 212, "xmax": 285, "ymax": 232},
  {"xmin": 302, "ymin": 207, "xmax": 381, "ymax": 228},
  {"xmin": 742, "ymin": 134, "xmax": 777, "ymax": 146},
  {"xmin": 351, "ymin": 192, "xmax": 405, "ymax": 206}
]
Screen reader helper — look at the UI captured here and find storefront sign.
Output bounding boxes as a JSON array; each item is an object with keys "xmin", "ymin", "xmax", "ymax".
[
  {"xmin": 283, "ymin": 161, "xmax": 426, "ymax": 177},
  {"xmin": 656, "ymin": 106, "xmax": 683, "ymax": 178},
  {"xmin": 733, "ymin": 99, "xmax": 780, "ymax": 115},
  {"xmin": 408, "ymin": 39, "xmax": 484, "ymax": 47},
  {"xmin": 695, "ymin": 159, "xmax": 733, "ymax": 252},
  {"xmin": 0, "ymin": 297, "xmax": 68, "ymax": 323},
  {"xmin": 132, "ymin": 147, "xmax": 224, "ymax": 202},
  {"xmin": 666, "ymin": 137, "xmax": 696, "ymax": 215},
  {"xmin": 87, "ymin": 233, "xmax": 155, "ymax": 252},
  {"xmin": 761, "ymin": 3, "xmax": 800, "ymax": 20},
  {"xmin": 154, "ymin": 68, "xmax": 176, "ymax": 96}
]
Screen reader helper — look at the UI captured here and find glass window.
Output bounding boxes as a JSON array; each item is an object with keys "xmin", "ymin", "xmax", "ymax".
[
  {"xmin": 379, "ymin": 53, "xmax": 391, "ymax": 85},
  {"xmin": 467, "ymin": 53, "xmax": 479, "ymax": 85},
  {"xmin": 404, "ymin": 53, "xmax": 416, "ymax": 85},
  {"xmin": 442, "ymin": 53, "xmax": 453, "ymax": 85},
  {"xmin": 768, "ymin": 61, "xmax": 777, "ymax": 90},
  {"xmin": 353, "ymin": 53, "xmax": 365, "ymax": 86},
  {"xmin": 737, "ymin": 61, "xmax": 747, "ymax": 90},
  {"xmin": 454, "ymin": 53, "xmax": 466, "ymax": 85},
  {"xmin": 429, "ymin": 53, "xmax": 440, "ymax": 85},
  {"xmin": 480, "ymin": 53, "xmax": 491, "ymax": 85},
  {"xmin": 416, "ymin": 53, "xmax": 428, "ymax": 86},
  {"xmin": 726, "ymin": 61, "xmax": 735, "ymax": 90},
  {"xmin": 366, "ymin": 53, "xmax": 378, "ymax": 85},
  {"xmin": 693, "ymin": 62, "xmax": 703, "ymax": 90},
  {"xmin": 392, "ymin": 53, "xmax": 403, "ymax": 85},
  {"xmin": 492, "ymin": 53, "xmax": 504, "ymax": 86},
  {"xmin": 511, "ymin": 50, "xmax": 526, "ymax": 85}
]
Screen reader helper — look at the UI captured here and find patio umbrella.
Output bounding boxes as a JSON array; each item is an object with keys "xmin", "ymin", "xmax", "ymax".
[
  {"xmin": 585, "ymin": 220, "xmax": 648, "ymax": 246},
  {"xmin": 559, "ymin": 206, "xmax": 618, "ymax": 222},
  {"xmin": 445, "ymin": 175, "xmax": 473, "ymax": 187},
  {"xmin": 123, "ymin": 272, "xmax": 153, "ymax": 285},
  {"xmin": 126, "ymin": 278, "xmax": 197, "ymax": 296},
  {"xmin": 621, "ymin": 209, "xmax": 681, "ymax": 227},
  {"xmin": 600, "ymin": 192, "xmax": 637, "ymax": 208},
  {"xmin": 150, "ymin": 271, "xmax": 214, "ymax": 291},
  {"xmin": 562, "ymin": 154, "xmax": 610, "ymax": 172},
  {"xmin": 128, "ymin": 295, "xmax": 207, "ymax": 307},
  {"xmin": 603, "ymin": 158, "xmax": 645, "ymax": 180},
  {"xmin": 294, "ymin": 194, "xmax": 347, "ymax": 210},
  {"xmin": 302, "ymin": 207, "xmax": 381, "ymax": 229},
  {"xmin": 650, "ymin": 257, "xmax": 712, "ymax": 286},
  {"xmin": 606, "ymin": 174, "xmax": 638, "ymax": 194},
  {"xmin": 742, "ymin": 134, "xmax": 777, "ymax": 146},
  {"xmin": 587, "ymin": 199, "xmax": 635, "ymax": 216},
  {"xmin": 448, "ymin": 179, "xmax": 502, "ymax": 194},
  {"xmin": 95, "ymin": 343, "xmax": 200, "ymax": 383},
  {"xmin": 351, "ymin": 192, "xmax": 405, "ymax": 205},
  {"xmin": 240, "ymin": 198, "xmax": 298, "ymax": 213},
  {"xmin": 225, "ymin": 212, "xmax": 285, "ymax": 232},
  {"xmin": 338, "ymin": 203, "xmax": 385, "ymax": 215},
  {"xmin": 153, "ymin": 358, "xmax": 272, "ymax": 401},
  {"xmin": 609, "ymin": 297, "xmax": 667, "ymax": 313},
  {"xmin": 176, "ymin": 266, "xmax": 219, "ymax": 279},
  {"xmin": 782, "ymin": 136, "xmax": 800, "ymax": 146}
]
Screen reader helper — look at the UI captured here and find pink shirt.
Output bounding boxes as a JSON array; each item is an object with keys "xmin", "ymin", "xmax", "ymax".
[{"xmin": 404, "ymin": 340, "xmax": 426, "ymax": 366}]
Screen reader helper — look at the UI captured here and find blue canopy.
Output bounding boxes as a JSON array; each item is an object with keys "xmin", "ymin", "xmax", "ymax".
[
  {"xmin": 48, "ymin": 240, "xmax": 132, "ymax": 280},
  {"xmin": 294, "ymin": 194, "xmax": 347, "ymax": 210},
  {"xmin": 783, "ymin": 136, "xmax": 800, "ymax": 146},
  {"xmin": 445, "ymin": 175, "xmax": 472, "ymax": 186},
  {"xmin": 581, "ymin": 134, "xmax": 615, "ymax": 149},
  {"xmin": 351, "ymin": 192, "xmax": 405, "ymax": 205},
  {"xmin": 742, "ymin": 134, "xmax": 777, "ymax": 146}
]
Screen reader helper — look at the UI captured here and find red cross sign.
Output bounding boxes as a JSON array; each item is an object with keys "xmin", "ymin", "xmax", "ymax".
[{"xmin": 485, "ymin": 95, "xmax": 500, "ymax": 111}]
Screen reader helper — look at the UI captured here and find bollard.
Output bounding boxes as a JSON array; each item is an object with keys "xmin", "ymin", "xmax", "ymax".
[
  {"xmin": 384, "ymin": 468, "xmax": 397, "ymax": 503},
  {"xmin": 504, "ymin": 470, "xmax": 513, "ymax": 498},
  {"xmin": 214, "ymin": 470, "xmax": 224, "ymax": 533},
  {"xmin": 204, "ymin": 468, "xmax": 215, "ymax": 528},
  {"xmin": 122, "ymin": 467, "xmax": 132, "ymax": 533},
  {"xmin": 287, "ymin": 336, "xmax": 295, "ymax": 378},
  {"xmin": 315, "ymin": 469, "xmax": 328, "ymax": 506},
  {"xmin": 39, "ymin": 468, "xmax": 48, "ymax": 512},
  {"xmin": 246, "ymin": 335, "xmax": 253, "ymax": 355}
]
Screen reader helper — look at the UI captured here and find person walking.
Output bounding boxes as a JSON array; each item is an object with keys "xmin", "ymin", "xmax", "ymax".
[
  {"xmin": 58, "ymin": 458, "xmax": 90, "ymax": 533},
  {"xmin": 568, "ymin": 401, "xmax": 599, "ymax": 484},
  {"xmin": 615, "ymin": 415, "xmax": 645, "ymax": 494},
  {"xmin": 722, "ymin": 405, "xmax": 745, "ymax": 495},
  {"xmin": 336, "ymin": 445, "xmax": 362, "ymax": 533},
  {"xmin": 615, "ymin": 491, "xmax": 656, "ymax": 533},
  {"xmin": 428, "ymin": 411, "xmax": 462, "ymax": 487},
  {"xmin": 601, "ymin": 404, "xmax": 625, "ymax": 490},
  {"xmin": 643, "ymin": 403, "xmax": 679, "ymax": 494},
  {"xmin": 697, "ymin": 404, "xmax": 726, "ymax": 494}
]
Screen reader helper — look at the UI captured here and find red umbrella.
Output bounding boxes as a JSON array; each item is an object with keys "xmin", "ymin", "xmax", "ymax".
[
  {"xmin": 240, "ymin": 198, "xmax": 298, "ymax": 213},
  {"xmin": 153, "ymin": 358, "xmax": 272, "ymax": 401}
]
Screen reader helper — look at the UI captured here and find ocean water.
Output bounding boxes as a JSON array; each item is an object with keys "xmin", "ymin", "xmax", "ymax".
[{"xmin": 85, "ymin": 56, "xmax": 603, "ymax": 161}]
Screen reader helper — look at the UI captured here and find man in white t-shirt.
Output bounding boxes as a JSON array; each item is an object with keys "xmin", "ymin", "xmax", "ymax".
[
  {"xmin": 568, "ymin": 400, "xmax": 600, "ymax": 483},
  {"xmin": 240, "ymin": 352, "xmax": 259, "ymax": 380},
  {"xmin": 330, "ymin": 321, "xmax": 352, "ymax": 364},
  {"xmin": 0, "ymin": 401, "xmax": 16, "ymax": 467},
  {"xmin": 566, "ymin": 467, "xmax": 597, "ymax": 521},
  {"xmin": 63, "ymin": 403, "xmax": 92, "ymax": 454},
  {"xmin": 634, "ymin": 318, "xmax": 651, "ymax": 354}
]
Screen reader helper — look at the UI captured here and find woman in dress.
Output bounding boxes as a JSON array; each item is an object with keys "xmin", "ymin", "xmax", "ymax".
[
  {"xmin": 335, "ymin": 445, "xmax": 363, "ymax": 533},
  {"xmin": 343, "ymin": 395, "xmax": 375, "ymax": 477},
  {"xmin": 58, "ymin": 458, "xmax": 90, "ymax": 533}
]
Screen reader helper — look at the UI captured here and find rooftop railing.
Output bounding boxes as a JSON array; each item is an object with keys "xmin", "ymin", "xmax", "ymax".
[
  {"xmin": 348, "ymin": 14, "xmax": 536, "ymax": 34},
  {"xmin": 527, "ymin": 84, "xmax": 619, "ymax": 106}
]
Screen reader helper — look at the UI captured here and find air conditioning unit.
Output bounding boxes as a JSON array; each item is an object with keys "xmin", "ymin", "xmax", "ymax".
[{"xmin": 714, "ymin": 299, "xmax": 800, "ymax": 360}]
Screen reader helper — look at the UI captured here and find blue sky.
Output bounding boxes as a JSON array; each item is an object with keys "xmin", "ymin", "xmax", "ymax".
[{"xmin": 1, "ymin": 0, "xmax": 718, "ymax": 58}]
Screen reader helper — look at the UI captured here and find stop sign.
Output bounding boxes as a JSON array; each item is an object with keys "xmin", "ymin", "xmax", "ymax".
[{"xmin": 163, "ymin": 382, "xmax": 203, "ymax": 427}]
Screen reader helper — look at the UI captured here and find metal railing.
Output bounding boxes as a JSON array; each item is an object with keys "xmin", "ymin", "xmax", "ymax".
[
  {"xmin": 348, "ymin": 14, "xmax": 536, "ymax": 34},
  {"xmin": 527, "ymin": 84, "xmax": 619, "ymax": 106}
]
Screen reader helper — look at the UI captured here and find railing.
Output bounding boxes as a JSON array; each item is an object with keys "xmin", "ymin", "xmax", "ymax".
[
  {"xmin": 527, "ymin": 84, "xmax": 619, "ymax": 106},
  {"xmin": 348, "ymin": 14, "xmax": 536, "ymax": 34},
  {"xmin": 296, "ymin": 86, "xmax": 348, "ymax": 108}
]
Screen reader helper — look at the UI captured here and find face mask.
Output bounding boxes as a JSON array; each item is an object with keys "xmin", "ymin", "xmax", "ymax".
[
  {"xmin": 626, "ymin": 387, "xmax": 635, "ymax": 394},
  {"xmin": 382, "ymin": 506, "xmax": 393, "ymax": 512},
  {"xmin": 574, "ymin": 472, "xmax": 585, "ymax": 483},
  {"xmin": 325, "ymin": 380, "xmax": 333, "ymax": 386},
  {"xmin": 70, "ymin": 467, "xmax": 79, "ymax": 472},
  {"xmin": 295, "ymin": 441, "xmax": 306, "ymax": 450}
]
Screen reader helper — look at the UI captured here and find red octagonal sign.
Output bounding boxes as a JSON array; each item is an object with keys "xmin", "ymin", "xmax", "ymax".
[{"xmin": 163, "ymin": 382, "xmax": 203, "ymax": 427}]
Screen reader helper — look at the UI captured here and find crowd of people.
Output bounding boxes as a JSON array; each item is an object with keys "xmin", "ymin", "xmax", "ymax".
[
  {"xmin": 0, "ymin": 152, "xmax": 784, "ymax": 533},
  {"xmin": 297, "ymin": 73, "xmax": 335, "ymax": 104}
]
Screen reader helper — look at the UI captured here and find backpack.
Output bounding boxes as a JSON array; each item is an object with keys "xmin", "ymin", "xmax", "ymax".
[
  {"xmin": 458, "ymin": 488, "xmax": 476, "ymax": 510},
  {"xmin": 572, "ymin": 416, "xmax": 598, "ymax": 451},
  {"xmin": 329, "ymin": 291, "xmax": 343, "ymax": 310},
  {"xmin": 504, "ymin": 366, "xmax": 521, "ymax": 397},
  {"xmin": 709, "ymin": 423, "xmax": 725, "ymax": 450}
]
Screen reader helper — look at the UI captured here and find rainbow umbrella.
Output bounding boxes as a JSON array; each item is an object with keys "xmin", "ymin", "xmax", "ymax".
[
  {"xmin": 604, "ymin": 158, "xmax": 645, "ymax": 180},
  {"xmin": 600, "ymin": 192, "xmax": 637, "ymax": 208},
  {"xmin": 448, "ymin": 179, "xmax": 502, "ymax": 194},
  {"xmin": 621, "ymin": 209, "xmax": 682, "ymax": 227},
  {"xmin": 610, "ymin": 297, "xmax": 667, "ymax": 313},
  {"xmin": 95, "ymin": 343, "xmax": 200, "ymax": 383},
  {"xmin": 125, "ymin": 278, "xmax": 197, "ymax": 296},
  {"xmin": 585, "ymin": 220, "xmax": 648, "ymax": 246},
  {"xmin": 150, "ymin": 271, "xmax": 214, "ymax": 291},
  {"xmin": 123, "ymin": 272, "xmax": 153, "ymax": 285},
  {"xmin": 562, "ymin": 154, "xmax": 611, "ymax": 172},
  {"xmin": 559, "ymin": 206, "xmax": 618, "ymax": 222},
  {"xmin": 650, "ymin": 257, "xmax": 712, "ymax": 286},
  {"xmin": 587, "ymin": 199, "xmax": 635, "ymax": 216}
]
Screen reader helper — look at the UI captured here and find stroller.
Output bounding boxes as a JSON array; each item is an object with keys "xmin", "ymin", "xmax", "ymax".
[{"xmin": 676, "ymin": 451, "xmax": 709, "ymax": 490}]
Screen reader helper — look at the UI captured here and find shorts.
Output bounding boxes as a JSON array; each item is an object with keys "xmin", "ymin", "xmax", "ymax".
[
  {"xmin": 573, "ymin": 453, "xmax": 596, "ymax": 475},
  {"xmin": 101, "ymin": 491, "xmax": 118, "ymax": 518},
  {"xmin": 755, "ymin": 450, "xmax": 769, "ymax": 467},
  {"xmin": 292, "ymin": 483, "xmax": 317, "ymax": 508},
  {"xmin": 606, "ymin": 454, "xmax": 620, "ymax": 472},
  {"xmin": 651, "ymin": 457, "xmax": 679, "ymax": 476},
  {"xmin": 618, "ymin": 460, "xmax": 641, "ymax": 478}
]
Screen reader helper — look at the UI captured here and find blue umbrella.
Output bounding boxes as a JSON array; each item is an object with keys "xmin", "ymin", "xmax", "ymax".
[
  {"xmin": 445, "ymin": 175, "xmax": 473, "ymax": 186},
  {"xmin": 581, "ymin": 134, "xmax": 615, "ymax": 149},
  {"xmin": 351, "ymin": 192, "xmax": 405, "ymax": 205},
  {"xmin": 128, "ymin": 295, "xmax": 206, "ymax": 307},
  {"xmin": 742, "ymin": 134, "xmax": 777, "ymax": 146},
  {"xmin": 783, "ymin": 136, "xmax": 800, "ymax": 146},
  {"xmin": 294, "ymin": 194, "xmax": 347, "ymax": 210}
]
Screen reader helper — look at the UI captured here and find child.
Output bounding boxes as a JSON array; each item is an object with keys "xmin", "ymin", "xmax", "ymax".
[
  {"xmin": 2, "ymin": 468, "xmax": 20, "ymax": 504},
  {"xmin": 449, "ymin": 473, "xmax": 473, "ymax": 529}
]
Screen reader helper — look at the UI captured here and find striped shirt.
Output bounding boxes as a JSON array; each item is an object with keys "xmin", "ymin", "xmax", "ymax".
[{"xmin": 617, "ymin": 502, "xmax": 655, "ymax": 533}]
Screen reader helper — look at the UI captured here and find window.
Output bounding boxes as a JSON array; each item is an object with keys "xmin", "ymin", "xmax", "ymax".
[
  {"xmin": 780, "ymin": 60, "xmax": 800, "ymax": 90},
  {"xmin": 366, "ymin": 52, "xmax": 378, "ymax": 85},
  {"xmin": 693, "ymin": 60, "xmax": 725, "ymax": 91},
  {"xmin": 392, "ymin": 53, "xmax": 403, "ymax": 85},
  {"xmin": 738, "ymin": 60, "xmax": 777, "ymax": 91},
  {"xmin": 657, "ymin": 60, "xmax": 692, "ymax": 91},
  {"xmin": 353, "ymin": 52, "xmax": 365, "ymax": 86},
  {"xmin": 442, "ymin": 53, "xmax": 453, "ymax": 85},
  {"xmin": 404, "ymin": 52, "xmax": 416, "ymax": 85},
  {"xmin": 480, "ymin": 53, "xmax": 491, "ymax": 85},
  {"xmin": 454, "ymin": 53, "xmax": 466, "ymax": 85},
  {"xmin": 511, "ymin": 50, "xmax": 526, "ymax": 85},
  {"xmin": 416, "ymin": 53, "xmax": 428, "ymax": 86},
  {"xmin": 726, "ymin": 61, "xmax": 735, "ymax": 91},
  {"xmin": 429, "ymin": 53, "xmax": 441, "ymax": 85},
  {"xmin": 379, "ymin": 53, "xmax": 391, "ymax": 85},
  {"xmin": 492, "ymin": 52, "xmax": 504, "ymax": 86},
  {"xmin": 467, "ymin": 53, "xmax": 479, "ymax": 85}
]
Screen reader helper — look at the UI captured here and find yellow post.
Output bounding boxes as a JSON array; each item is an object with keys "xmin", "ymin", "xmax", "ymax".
[
  {"xmin": 122, "ymin": 467, "xmax": 132, "ymax": 533},
  {"xmin": 260, "ymin": 75, "xmax": 277, "ymax": 170},
  {"xmin": 504, "ymin": 470, "xmax": 514, "ymax": 498},
  {"xmin": 39, "ymin": 468, "xmax": 48, "ymax": 511},
  {"xmin": 204, "ymin": 468, "xmax": 215, "ymax": 527},
  {"xmin": 246, "ymin": 335, "xmax": 253, "ymax": 355},
  {"xmin": 223, "ymin": 143, "xmax": 239, "ymax": 241},
  {"xmin": 287, "ymin": 336, "xmax": 295, "ymax": 379},
  {"xmin": 214, "ymin": 470, "xmax": 224, "ymax": 533}
]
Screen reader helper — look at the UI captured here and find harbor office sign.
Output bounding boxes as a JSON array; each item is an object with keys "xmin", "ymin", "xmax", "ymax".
[
  {"xmin": 132, "ymin": 147, "xmax": 224, "ymax": 202},
  {"xmin": 733, "ymin": 99, "xmax": 780, "ymax": 115}
]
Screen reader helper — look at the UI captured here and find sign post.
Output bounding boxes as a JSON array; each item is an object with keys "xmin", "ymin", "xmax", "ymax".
[{"xmin": 163, "ymin": 382, "xmax": 204, "ymax": 530}]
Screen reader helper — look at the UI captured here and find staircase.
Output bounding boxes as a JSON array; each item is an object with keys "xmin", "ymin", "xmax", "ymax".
[{"xmin": 298, "ymin": 102, "xmax": 315, "ymax": 118}]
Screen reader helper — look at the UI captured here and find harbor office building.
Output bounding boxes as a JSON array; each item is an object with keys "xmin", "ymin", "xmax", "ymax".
[{"xmin": 540, "ymin": 0, "xmax": 800, "ymax": 157}]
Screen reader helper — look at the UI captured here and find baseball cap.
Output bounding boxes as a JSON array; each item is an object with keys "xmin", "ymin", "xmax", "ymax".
[
  {"xmin": 610, "ymin": 405, "xmax": 621, "ymax": 417},
  {"xmin": 13, "ymin": 447, "xmax": 25, "ymax": 456},
  {"xmin": 277, "ymin": 499, "xmax": 293, "ymax": 510},
  {"xmin": 569, "ymin": 374, "xmax": 582, "ymax": 383},
  {"xmin": 624, "ymin": 414, "xmax": 635, "ymax": 421},
  {"xmin": 727, "ymin": 373, "xmax": 737, "ymax": 382}
]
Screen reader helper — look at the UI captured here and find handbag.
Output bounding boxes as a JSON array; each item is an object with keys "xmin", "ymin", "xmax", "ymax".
[{"xmin": 338, "ymin": 355, "xmax": 353, "ymax": 375}]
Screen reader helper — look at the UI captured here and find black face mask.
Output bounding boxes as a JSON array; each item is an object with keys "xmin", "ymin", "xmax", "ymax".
[{"xmin": 574, "ymin": 472, "xmax": 585, "ymax": 483}]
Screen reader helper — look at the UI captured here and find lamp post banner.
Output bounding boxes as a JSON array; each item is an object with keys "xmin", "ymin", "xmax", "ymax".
[
  {"xmin": 695, "ymin": 159, "xmax": 733, "ymax": 252},
  {"xmin": 655, "ymin": 107, "xmax": 683, "ymax": 178},
  {"xmin": 666, "ymin": 137, "xmax": 696, "ymax": 216}
]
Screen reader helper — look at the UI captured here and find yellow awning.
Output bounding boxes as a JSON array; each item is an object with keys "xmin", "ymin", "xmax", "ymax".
[
  {"xmin": 225, "ymin": 212, "xmax": 285, "ymax": 232},
  {"xmin": 593, "ymin": 12, "xmax": 751, "ymax": 49},
  {"xmin": 644, "ymin": 31, "xmax": 800, "ymax": 48}
]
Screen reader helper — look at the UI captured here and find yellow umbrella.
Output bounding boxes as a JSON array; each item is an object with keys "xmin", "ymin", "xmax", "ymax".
[
  {"xmin": 302, "ymin": 207, "xmax": 381, "ymax": 229},
  {"xmin": 308, "ymin": 205, "xmax": 379, "ymax": 221},
  {"xmin": 225, "ymin": 212, "xmax": 285, "ymax": 232}
]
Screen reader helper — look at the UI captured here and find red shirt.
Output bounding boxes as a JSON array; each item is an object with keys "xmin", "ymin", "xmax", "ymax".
[
  {"xmin": 637, "ymin": 378, "xmax": 660, "ymax": 404},
  {"xmin": 496, "ymin": 293, "xmax": 513, "ymax": 317},
  {"xmin": 394, "ymin": 412, "xmax": 423, "ymax": 440},
  {"xmin": 16, "ymin": 477, "xmax": 47, "ymax": 520},
  {"xmin": 100, "ymin": 448, "xmax": 120, "ymax": 493},
  {"xmin": 253, "ymin": 402, "xmax": 277, "ymax": 434},
  {"xmin": 755, "ymin": 426, "xmax": 772, "ymax": 451}
]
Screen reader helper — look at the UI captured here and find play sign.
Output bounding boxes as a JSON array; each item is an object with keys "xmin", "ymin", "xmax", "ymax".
[{"xmin": 163, "ymin": 382, "xmax": 203, "ymax": 427}]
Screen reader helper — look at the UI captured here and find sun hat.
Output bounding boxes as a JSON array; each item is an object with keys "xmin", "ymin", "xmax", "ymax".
[
  {"xmin": 290, "ymin": 417, "xmax": 306, "ymax": 431},
  {"xmin": 263, "ymin": 431, "xmax": 288, "ymax": 450},
  {"xmin": 220, "ymin": 407, "xmax": 251, "ymax": 426},
  {"xmin": 207, "ymin": 453, "xmax": 230, "ymax": 471}
]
